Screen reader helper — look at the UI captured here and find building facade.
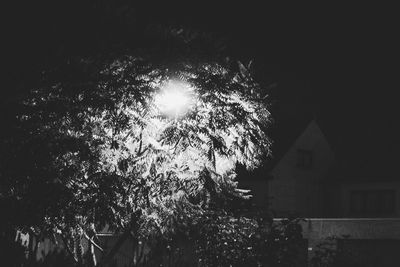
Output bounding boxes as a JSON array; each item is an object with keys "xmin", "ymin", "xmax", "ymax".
[{"xmin": 244, "ymin": 119, "xmax": 400, "ymax": 266}]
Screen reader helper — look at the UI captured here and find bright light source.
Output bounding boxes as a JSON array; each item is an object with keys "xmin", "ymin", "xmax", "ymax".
[{"xmin": 155, "ymin": 80, "xmax": 195, "ymax": 118}]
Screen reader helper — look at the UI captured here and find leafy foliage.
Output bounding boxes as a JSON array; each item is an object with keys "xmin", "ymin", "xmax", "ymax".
[
  {"xmin": 0, "ymin": 28, "xmax": 271, "ymax": 264},
  {"xmin": 194, "ymin": 214, "xmax": 305, "ymax": 267},
  {"xmin": 134, "ymin": 212, "xmax": 305, "ymax": 267}
]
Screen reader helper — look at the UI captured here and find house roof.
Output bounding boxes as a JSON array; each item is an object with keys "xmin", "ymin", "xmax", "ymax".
[
  {"xmin": 241, "ymin": 114, "xmax": 319, "ymax": 180},
  {"xmin": 264, "ymin": 113, "xmax": 336, "ymax": 170},
  {"xmin": 246, "ymin": 113, "xmax": 396, "ymax": 183}
]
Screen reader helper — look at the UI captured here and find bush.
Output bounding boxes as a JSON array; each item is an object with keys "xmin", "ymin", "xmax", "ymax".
[
  {"xmin": 310, "ymin": 235, "xmax": 357, "ymax": 267},
  {"xmin": 190, "ymin": 211, "xmax": 305, "ymax": 267}
]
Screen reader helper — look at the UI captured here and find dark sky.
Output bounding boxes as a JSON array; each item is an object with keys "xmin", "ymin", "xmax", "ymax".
[{"xmin": 4, "ymin": 1, "xmax": 397, "ymax": 171}]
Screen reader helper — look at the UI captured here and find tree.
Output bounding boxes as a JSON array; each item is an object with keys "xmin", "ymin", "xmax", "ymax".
[{"xmin": 0, "ymin": 27, "xmax": 271, "ymax": 265}]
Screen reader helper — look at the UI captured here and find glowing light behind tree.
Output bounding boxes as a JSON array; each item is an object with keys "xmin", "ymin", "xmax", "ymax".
[
  {"xmin": 0, "ymin": 24, "xmax": 275, "ymax": 264},
  {"xmin": 8, "ymin": 53, "xmax": 272, "ymax": 255},
  {"xmin": 87, "ymin": 60, "xmax": 272, "ymax": 233}
]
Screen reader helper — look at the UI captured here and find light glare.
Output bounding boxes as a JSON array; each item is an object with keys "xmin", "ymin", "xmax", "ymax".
[{"xmin": 155, "ymin": 80, "xmax": 194, "ymax": 117}]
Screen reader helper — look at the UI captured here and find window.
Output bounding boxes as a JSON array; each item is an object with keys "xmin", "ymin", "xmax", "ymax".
[
  {"xmin": 350, "ymin": 190, "xmax": 396, "ymax": 217},
  {"xmin": 296, "ymin": 149, "xmax": 313, "ymax": 169}
]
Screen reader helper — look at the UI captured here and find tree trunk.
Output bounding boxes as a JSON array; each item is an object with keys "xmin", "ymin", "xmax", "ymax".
[
  {"xmin": 90, "ymin": 241, "xmax": 97, "ymax": 266},
  {"xmin": 61, "ymin": 234, "xmax": 78, "ymax": 263},
  {"xmin": 28, "ymin": 232, "xmax": 36, "ymax": 261}
]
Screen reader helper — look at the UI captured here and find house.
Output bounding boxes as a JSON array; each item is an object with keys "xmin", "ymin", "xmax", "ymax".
[
  {"xmin": 239, "ymin": 119, "xmax": 335, "ymax": 216},
  {"xmin": 242, "ymin": 118, "xmax": 400, "ymax": 218},
  {"xmin": 241, "ymin": 118, "xmax": 400, "ymax": 266},
  {"xmin": 267, "ymin": 119, "xmax": 335, "ymax": 217}
]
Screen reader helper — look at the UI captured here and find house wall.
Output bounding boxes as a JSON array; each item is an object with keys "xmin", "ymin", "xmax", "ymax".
[
  {"xmin": 339, "ymin": 181, "xmax": 400, "ymax": 217},
  {"xmin": 268, "ymin": 120, "xmax": 335, "ymax": 217}
]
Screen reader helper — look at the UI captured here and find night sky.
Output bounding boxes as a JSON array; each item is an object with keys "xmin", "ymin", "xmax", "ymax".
[{"xmin": 4, "ymin": 2, "xmax": 397, "ymax": 175}]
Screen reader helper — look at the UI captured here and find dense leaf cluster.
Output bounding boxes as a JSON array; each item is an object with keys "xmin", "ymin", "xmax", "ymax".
[{"xmin": 194, "ymin": 213, "xmax": 305, "ymax": 267}]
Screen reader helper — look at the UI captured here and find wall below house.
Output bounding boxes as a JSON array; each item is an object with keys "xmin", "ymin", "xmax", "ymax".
[
  {"xmin": 285, "ymin": 218, "xmax": 400, "ymax": 266},
  {"xmin": 338, "ymin": 239, "xmax": 400, "ymax": 267}
]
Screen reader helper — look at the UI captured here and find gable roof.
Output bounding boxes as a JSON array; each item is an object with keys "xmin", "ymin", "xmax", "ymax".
[
  {"xmin": 242, "ymin": 117, "xmax": 331, "ymax": 180},
  {"xmin": 265, "ymin": 115, "xmax": 334, "ymax": 168}
]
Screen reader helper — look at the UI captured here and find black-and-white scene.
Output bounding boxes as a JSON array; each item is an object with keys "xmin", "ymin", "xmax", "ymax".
[{"xmin": 1, "ymin": 2, "xmax": 397, "ymax": 266}]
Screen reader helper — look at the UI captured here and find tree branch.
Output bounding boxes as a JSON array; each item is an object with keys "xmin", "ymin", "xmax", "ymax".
[
  {"xmin": 83, "ymin": 231, "xmax": 104, "ymax": 252},
  {"xmin": 60, "ymin": 234, "xmax": 78, "ymax": 263}
]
